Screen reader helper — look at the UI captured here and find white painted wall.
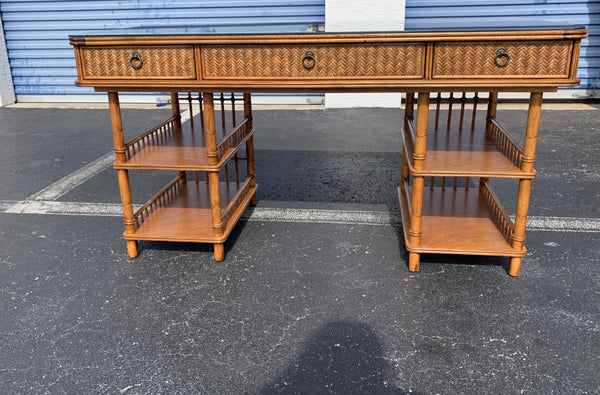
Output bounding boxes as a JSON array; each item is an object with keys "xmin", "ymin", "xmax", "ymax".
[
  {"xmin": 0, "ymin": 13, "xmax": 16, "ymax": 106},
  {"xmin": 325, "ymin": 0, "xmax": 405, "ymax": 108}
]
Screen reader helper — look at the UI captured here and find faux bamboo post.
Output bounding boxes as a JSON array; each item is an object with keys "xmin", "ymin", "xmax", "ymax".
[
  {"xmin": 481, "ymin": 91, "xmax": 499, "ymax": 188},
  {"xmin": 401, "ymin": 93, "xmax": 414, "ymax": 181},
  {"xmin": 204, "ymin": 93, "xmax": 225, "ymax": 261},
  {"xmin": 486, "ymin": 91, "xmax": 498, "ymax": 134},
  {"xmin": 446, "ymin": 92, "xmax": 454, "ymax": 130},
  {"xmin": 108, "ymin": 92, "xmax": 138, "ymax": 258},
  {"xmin": 170, "ymin": 91, "xmax": 181, "ymax": 127},
  {"xmin": 471, "ymin": 93, "xmax": 479, "ymax": 131},
  {"xmin": 186, "ymin": 93, "xmax": 194, "ymax": 128},
  {"xmin": 509, "ymin": 91, "xmax": 543, "ymax": 276},
  {"xmin": 171, "ymin": 92, "xmax": 186, "ymax": 182},
  {"xmin": 243, "ymin": 93, "xmax": 257, "ymax": 205},
  {"xmin": 408, "ymin": 92, "xmax": 430, "ymax": 272}
]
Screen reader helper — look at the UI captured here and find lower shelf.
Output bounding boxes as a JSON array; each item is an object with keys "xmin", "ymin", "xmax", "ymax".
[
  {"xmin": 398, "ymin": 180, "xmax": 526, "ymax": 257},
  {"xmin": 125, "ymin": 176, "xmax": 256, "ymax": 244}
]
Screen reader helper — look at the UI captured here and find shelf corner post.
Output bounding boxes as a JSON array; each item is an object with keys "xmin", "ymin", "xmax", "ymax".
[
  {"xmin": 408, "ymin": 92, "xmax": 430, "ymax": 271},
  {"xmin": 485, "ymin": 91, "xmax": 498, "ymax": 134},
  {"xmin": 170, "ymin": 91, "xmax": 181, "ymax": 128},
  {"xmin": 204, "ymin": 92, "xmax": 225, "ymax": 260},
  {"xmin": 482, "ymin": 91, "xmax": 499, "ymax": 187},
  {"xmin": 108, "ymin": 91, "xmax": 138, "ymax": 257},
  {"xmin": 510, "ymin": 91, "xmax": 543, "ymax": 276},
  {"xmin": 243, "ymin": 93, "xmax": 257, "ymax": 206},
  {"xmin": 170, "ymin": 92, "xmax": 187, "ymax": 181}
]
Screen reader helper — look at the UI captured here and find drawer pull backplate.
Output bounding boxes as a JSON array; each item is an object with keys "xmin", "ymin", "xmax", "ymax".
[
  {"xmin": 302, "ymin": 51, "xmax": 316, "ymax": 70},
  {"xmin": 494, "ymin": 48, "xmax": 510, "ymax": 68},
  {"xmin": 130, "ymin": 52, "xmax": 143, "ymax": 70}
]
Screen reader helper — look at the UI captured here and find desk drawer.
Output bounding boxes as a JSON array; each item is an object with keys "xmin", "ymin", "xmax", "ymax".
[
  {"xmin": 201, "ymin": 44, "xmax": 425, "ymax": 79},
  {"xmin": 81, "ymin": 46, "xmax": 196, "ymax": 79},
  {"xmin": 432, "ymin": 41, "xmax": 573, "ymax": 79}
]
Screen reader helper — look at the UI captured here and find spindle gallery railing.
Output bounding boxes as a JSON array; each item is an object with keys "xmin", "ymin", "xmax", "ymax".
[
  {"xmin": 185, "ymin": 92, "xmax": 203, "ymax": 130},
  {"xmin": 425, "ymin": 175, "xmax": 471, "ymax": 191},
  {"xmin": 217, "ymin": 119, "xmax": 251, "ymax": 160},
  {"xmin": 182, "ymin": 92, "xmax": 241, "ymax": 135},
  {"xmin": 133, "ymin": 173, "xmax": 185, "ymax": 229},
  {"xmin": 221, "ymin": 177, "xmax": 253, "ymax": 228},
  {"xmin": 433, "ymin": 92, "xmax": 480, "ymax": 132},
  {"xmin": 488, "ymin": 118, "xmax": 524, "ymax": 169},
  {"xmin": 480, "ymin": 179, "xmax": 514, "ymax": 243},
  {"xmin": 124, "ymin": 115, "xmax": 180, "ymax": 160},
  {"xmin": 181, "ymin": 92, "xmax": 251, "ymax": 183}
]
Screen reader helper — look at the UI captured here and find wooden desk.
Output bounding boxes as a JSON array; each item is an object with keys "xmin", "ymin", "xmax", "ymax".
[{"xmin": 70, "ymin": 27, "xmax": 586, "ymax": 275}]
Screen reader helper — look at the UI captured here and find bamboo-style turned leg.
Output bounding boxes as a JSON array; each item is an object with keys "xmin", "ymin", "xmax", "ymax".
[
  {"xmin": 508, "ymin": 257, "xmax": 522, "ymax": 277},
  {"xmin": 243, "ymin": 93, "xmax": 257, "ymax": 205},
  {"xmin": 408, "ymin": 253, "xmax": 420, "ymax": 272},
  {"xmin": 203, "ymin": 93, "xmax": 225, "ymax": 261},
  {"xmin": 509, "ymin": 92, "xmax": 543, "ymax": 276},
  {"xmin": 214, "ymin": 243, "xmax": 225, "ymax": 261},
  {"xmin": 108, "ymin": 92, "xmax": 138, "ymax": 258},
  {"xmin": 408, "ymin": 92, "xmax": 430, "ymax": 272}
]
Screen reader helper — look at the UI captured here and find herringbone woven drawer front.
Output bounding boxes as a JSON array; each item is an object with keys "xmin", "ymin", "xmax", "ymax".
[
  {"xmin": 82, "ymin": 46, "xmax": 196, "ymax": 78},
  {"xmin": 201, "ymin": 44, "xmax": 425, "ymax": 79},
  {"xmin": 433, "ymin": 41, "xmax": 572, "ymax": 78}
]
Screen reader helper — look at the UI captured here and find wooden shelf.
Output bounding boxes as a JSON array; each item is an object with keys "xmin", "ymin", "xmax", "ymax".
[
  {"xmin": 126, "ymin": 175, "xmax": 256, "ymax": 244},
  {"xmin": 402, "ymin": 118, "xmax": 536, "ymax": 179},
  {"xmin": 114, "ymin": 115, "xmax": 253, "ymax": 171},
  {"xmin": 398, "ymin": 180, "xmax": 526, "ymax": 257}
]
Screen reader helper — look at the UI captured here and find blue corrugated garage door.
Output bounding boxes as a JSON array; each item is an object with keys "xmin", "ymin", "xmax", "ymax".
[
  {"xmin": 406, "ymin": 0, "xmax": 600, "ymax": 96},
  {"xmin": 0, "ymin": 0, "xmax": 325, "ymax": 101}
]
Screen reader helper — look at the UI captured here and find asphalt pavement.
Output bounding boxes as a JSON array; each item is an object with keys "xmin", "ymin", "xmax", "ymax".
[{"xmin": 1, "ymin": 101, "xmax": 599, "ymax": 394}]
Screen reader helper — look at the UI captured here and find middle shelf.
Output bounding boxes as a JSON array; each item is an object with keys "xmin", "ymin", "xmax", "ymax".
[
  {"xmin": 402, "ymin": 116, "xmax": 536, "ymax": 179},
  {"xmin": 114, "ymin": 114, "xmax": 254, "ymax": 171}
]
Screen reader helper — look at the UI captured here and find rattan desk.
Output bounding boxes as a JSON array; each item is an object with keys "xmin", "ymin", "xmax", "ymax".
[{"xmin": 70, "ymin": 27, "xmax": 587, "ymax": 275}]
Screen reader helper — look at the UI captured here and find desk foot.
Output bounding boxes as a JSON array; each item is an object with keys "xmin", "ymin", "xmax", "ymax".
[
  {"xmin": 408, "ymin": 252, "xmax": 420, "ymax": 272},
  {"xmin": 127, "ymin": 240, "xmax": 138, "ymax": 258},
  {"xmin": 214, "ymin": 243, "xmax": 225, "ymax": 261},
  {"xmin": 508, "ymin": 257, "xmax": 522, "ymax": 277}
]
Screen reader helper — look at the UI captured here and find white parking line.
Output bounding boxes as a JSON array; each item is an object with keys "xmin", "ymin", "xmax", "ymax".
[
  {"xmin": 2, "ymin": 199, "xmax": 599, "ymax": 233},
  {"xmin": 3, "ymin": 104, "xmax": 598, "ymax": 234},
  {"xmin": 5, "ymin": 200, "xmax": 124, "ymax": 216},
  {"xmin": 18, "ymin": 110, "xmax": 193, "ymax": 203},
  {"xmin": 25, "ymin": 152, "xmax": 115, "ymax": 201}
]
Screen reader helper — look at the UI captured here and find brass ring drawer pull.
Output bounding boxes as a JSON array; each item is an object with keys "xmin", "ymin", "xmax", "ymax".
[
  {"xmin": 494, "ymin": 48, "xmax": 510, "ymax": 67},
  {"xmin": 129, "ymin": 52, "xmax": 143, "ymax": 70},
  {"xmin": 302, "ymin": 51, "xmax": 315, "ymax": 70}
]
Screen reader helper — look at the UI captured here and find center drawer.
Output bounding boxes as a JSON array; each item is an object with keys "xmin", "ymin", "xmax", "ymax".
[{"xmin": 201, "ymin": 43, "xmax": 426, "ymax": 79}]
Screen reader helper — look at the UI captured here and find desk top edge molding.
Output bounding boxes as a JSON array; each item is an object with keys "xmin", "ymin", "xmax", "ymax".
[{"xmin": 69, "ymin": 28, "xmax": 587, "ymax": 44}]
